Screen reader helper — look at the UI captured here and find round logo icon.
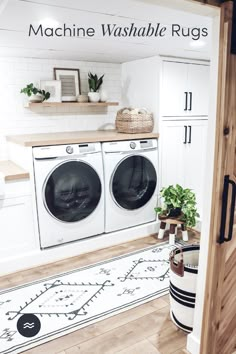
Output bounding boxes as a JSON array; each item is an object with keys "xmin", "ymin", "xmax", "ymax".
[{"xmin": 17, "ymin": 314, "xmax": 41, "ymax": 338}]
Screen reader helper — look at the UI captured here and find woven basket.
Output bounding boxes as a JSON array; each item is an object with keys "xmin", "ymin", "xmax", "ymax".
[{"xmin": 116, "ymin": 107, "xmax": 154, "ymax": 134}]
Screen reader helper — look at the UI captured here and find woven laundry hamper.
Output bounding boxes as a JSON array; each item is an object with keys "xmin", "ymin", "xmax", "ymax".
[
  {"xmin": 115, "ymin": 107, "xmax": 154, "ymax": 133},
  {"xmin": 169, "ymin": 244, "xmax": 200, "ymax": 333}
]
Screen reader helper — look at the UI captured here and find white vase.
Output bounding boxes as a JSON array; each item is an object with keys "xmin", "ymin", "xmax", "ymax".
[
  {"xmin": 29, "ymin": 94, "xmax": 44, "ymax": 103},
  {"xmin": 88, "ymin": 92, "xmax": 100, "ymax": 103},
  {"xmin": 100, "ymin": 89, "xmax": 108, "ymax": 102}
]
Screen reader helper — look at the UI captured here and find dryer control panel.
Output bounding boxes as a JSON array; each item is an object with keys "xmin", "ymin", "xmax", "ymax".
[
  {"xmin": 140, "ymin": 140, "xmax": 153, "ymax": 148},
  {"xmin": 102, "ymin": 139, "xmax": 157, "ymax": 153}
]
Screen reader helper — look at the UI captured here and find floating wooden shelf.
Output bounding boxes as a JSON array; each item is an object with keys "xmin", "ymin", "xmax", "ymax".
[
  {"xmin": 26, "ymin": 102, "xmax": 119, "ymax": 108},
  {"xmin": 0, "ymin": 160, "xmax": 29, "ymax": 181}
]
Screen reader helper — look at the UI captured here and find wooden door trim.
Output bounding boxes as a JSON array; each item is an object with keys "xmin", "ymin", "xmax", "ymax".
[{"xmin": 200, "ymin": 1, "xmax": 236, "ymax": 353}]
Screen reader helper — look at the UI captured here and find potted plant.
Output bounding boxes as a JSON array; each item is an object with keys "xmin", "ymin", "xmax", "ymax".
[
  {"xmin": 88, "ymin": 72, "xmax": 104, "ymax": 102},
  {"xmin": 20, "ymin": 83, "xmax": 50, "ymax": 103},
  {"xmin": 155, "ymin": 184, "xmax": 199, "ymax": 228}
]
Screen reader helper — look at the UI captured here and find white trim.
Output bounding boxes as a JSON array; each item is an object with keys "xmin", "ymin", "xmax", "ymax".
[
  {"xmin": 160, "ymin": 56, "xmax": 210, "ymax": 66},
  {"xmin": 0, "ymin": 221, "xmax": 159, "ymax": 276},
  {"xmin": 187, "ymin": 332, "xmax": 201, "ymax": 354},
  {"xmin": 186, "ymin": 10, "xmax": 221, "ymax": 354}
]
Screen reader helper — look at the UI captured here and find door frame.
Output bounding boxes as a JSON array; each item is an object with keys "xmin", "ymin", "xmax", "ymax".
[
  {"xmin": 183, "ymin": 1, "xmax": 235, "ymax": 353},
  {"xmin": 199, "ymin": 1, "xmax": 236, "ymax": 353}
]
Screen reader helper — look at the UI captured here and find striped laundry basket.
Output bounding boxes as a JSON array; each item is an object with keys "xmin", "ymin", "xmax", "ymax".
[{"xmin": 169, "ymin": 244, "xmax": 200, "ymax": 333}]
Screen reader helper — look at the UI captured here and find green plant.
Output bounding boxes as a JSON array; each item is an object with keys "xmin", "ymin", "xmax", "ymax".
[
  {"xmin": 88, "ymin": 72, "xmax": 104, "ymax": 92},
  {"xmin": 155, "ymin": 184, "xmax": 199, "ymax": 228},
  {"xmin": 20, "ymin": 83, "xmax": 50, "ymax": 101}
]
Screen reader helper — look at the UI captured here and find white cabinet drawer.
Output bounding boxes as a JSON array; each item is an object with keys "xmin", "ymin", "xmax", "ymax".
[{"xmin": 0, "ymin": 195, "xmax": 36, "ymax": 258}]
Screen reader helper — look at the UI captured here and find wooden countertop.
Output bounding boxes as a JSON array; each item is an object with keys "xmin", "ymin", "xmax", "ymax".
[
  {"xmin": 6, "ymin": 130, "xmax": 159, "ymax": 147},
  {"xmin": 0, "ymin": 161, "xmax": 30, "ymax": 181}
]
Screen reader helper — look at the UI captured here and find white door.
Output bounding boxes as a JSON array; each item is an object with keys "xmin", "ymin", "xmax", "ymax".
[
  {"xmin": 187, "ymin": 64, "xmax": 209, "ymax": 117},
  {"xmin": 160, "ymin": 119, "xmax": 208, "ymax": 217},
  {"xmin": 184, "ymin": 120, "xmax": 208, "ymax": 216},
  {"xmin": 160, "ymin": 121, "xmax": 187, "ymax": 188},
  {"xmin": 162, "ymin": 61, "xmax": 188, "ymax": 117}
]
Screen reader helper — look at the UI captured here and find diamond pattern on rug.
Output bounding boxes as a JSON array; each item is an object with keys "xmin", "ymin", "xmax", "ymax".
[
  {"xmin": 6, "ymin": 280, "xmax": 114, "ymax": 321},
  {"xmin": 118, "ymin": 259, "xmax": 170, "ymax": 282},
  {"xmin": 0, "ymin": 241, "xmax": 183, "ymax": 354}
]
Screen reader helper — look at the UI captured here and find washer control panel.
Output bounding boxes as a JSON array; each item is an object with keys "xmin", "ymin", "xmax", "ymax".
[
  {"xmin": 33, "ymin": 142, "xmax": 101, "ymax": 159},
  {"xmin": 66, "ymin": 145, "xmax": 74, "ymax": 154},
  {"xmin": 130, "ymin": 142, "xmax": 136, "ymax": 149}
]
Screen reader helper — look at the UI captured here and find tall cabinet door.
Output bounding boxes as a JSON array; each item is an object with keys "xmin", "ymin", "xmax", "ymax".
[
  {"xmin": 160, "ymin": 120, "xmax": 208, "ymax": 217},
  {"xmin": 162, "ymin": 61, "xmax": 188, "ymax": 117},
  {"xmin": 160, "ymin": 121, "xmax": 187, "ymax": 189},
  {"xmin": 184, "ymin": 120, "xmax": 208, "ymax": 216},
  {"xmin": 187, "ymin": 64, "xmax": 209, "ymax": 116}
]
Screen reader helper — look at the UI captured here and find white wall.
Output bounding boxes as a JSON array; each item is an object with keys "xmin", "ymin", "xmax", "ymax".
[
  {"xmin": 0, "ymin": 57, "xmax": 121, "ymax": 160},
  {"xmin": 121, "ymin": 56, "xmax": 161, "ymax": 131}
]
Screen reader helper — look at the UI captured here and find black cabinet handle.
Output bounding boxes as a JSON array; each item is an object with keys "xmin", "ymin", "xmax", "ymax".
[
  {"xmin": 188, "ymin": 92, "xmax": 192, "ymax": 111},
  {"xmin": 183, "ymin": 126, "xmax": 187, "ymax": 144},
  {"xmin": 184, "ymin": 92, "xmax": 188, "ymax": 111},
  {"xmin": 219, "ymin": 175, "xmax": 236, "ymax": 244},
  {"xmin": 188, "ymin": 126, "xmax": 192, "ymax": 144}
]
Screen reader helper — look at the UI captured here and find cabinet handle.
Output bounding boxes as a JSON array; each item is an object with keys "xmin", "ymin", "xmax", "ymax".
[
  {"xmin": 184, "ymin": 92, "xmax": 188, "ymax": 111},
  {"xmin": 183, "ymin": 126, "xmax": 187, "ymax": 144},
  {"xmin": 188, "ymin": 92, "xmax": 192, "ymax": 111},
  {"xmin": 188, "ymin": 126, "xmax": 192, "ymax": 144},
  {"xmin": 219, "ymin": 175, "xmax": 236, "ymax": 244}
]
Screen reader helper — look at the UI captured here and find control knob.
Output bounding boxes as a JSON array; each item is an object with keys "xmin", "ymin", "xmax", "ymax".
[
  {"xmin": 66, "ymin": 146, "xmax": 74, "ymax": 154},
  {"xmin": 130, "ymin": 142, "xmax": 136, "ymax": 149}
]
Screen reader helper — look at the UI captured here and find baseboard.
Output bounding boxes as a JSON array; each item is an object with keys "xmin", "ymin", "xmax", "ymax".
[
  {"xmin": 0, "ymin": 221, "xmax": 160, "ymax": 276},
  {"xmin": 187, "ymin": 332, "xmax": 201, "ymax": 354}
]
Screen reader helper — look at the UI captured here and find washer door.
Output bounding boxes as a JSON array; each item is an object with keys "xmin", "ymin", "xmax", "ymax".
[
  {"xmin": 44, "ymin": 160, "xmax": 101, "ymax": 222},
  {"xmin": 111, "ymin": 155, "xmax": 157, "ymax": 210}
]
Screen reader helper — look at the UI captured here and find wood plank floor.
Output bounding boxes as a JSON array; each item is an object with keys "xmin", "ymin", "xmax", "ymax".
[{"xmin": 0, "ymin": 230, "xmax": 199, "ymax": 354}]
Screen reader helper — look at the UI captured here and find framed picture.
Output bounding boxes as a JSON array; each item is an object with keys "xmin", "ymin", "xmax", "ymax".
[
  {"xmin": 40, "ymin": 80, "xmax": 61, "ymax": 102},
  {"xmin": 54, "ymin": 68, "xmax": 81, "ymax": 102}
]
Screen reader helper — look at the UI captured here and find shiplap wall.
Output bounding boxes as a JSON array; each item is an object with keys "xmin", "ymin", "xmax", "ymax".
[{"xmin": 0, "ymin": 57, "xmax": 121, "ymax": 160}]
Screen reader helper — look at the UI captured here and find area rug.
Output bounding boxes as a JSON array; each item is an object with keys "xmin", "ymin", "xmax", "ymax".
[{"xmin": 0, "ymin": 241, "xmax": 182, "ymax": 354}]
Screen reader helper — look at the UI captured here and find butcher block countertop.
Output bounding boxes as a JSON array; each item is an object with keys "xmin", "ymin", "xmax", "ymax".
[
  {"xmin": 0, "ymin": 161, "xmax": 29, "ymax": 181},
  {"xmin": 6, "ymin": 130, "xmax": 159, "ymax": 147}
]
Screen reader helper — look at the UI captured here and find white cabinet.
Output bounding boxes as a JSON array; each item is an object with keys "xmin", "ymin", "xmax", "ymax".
[
  {"xmin": 0, "ymin": 182, "xmax": 36, "ymax": 258},
  {"xmin": 160, "ymin": 120, "xmax": 208, "ymax": 216},
  {"xmin": 162, "ymin": 61, "xmax": 188, "ymax": 117},
  {"xmin": 162, "ymin": 61, "xmax": 209, "ymax": 118},
  {"xmin": 187, "ymin": 64, "xmax": 209, "ymax": 116}
]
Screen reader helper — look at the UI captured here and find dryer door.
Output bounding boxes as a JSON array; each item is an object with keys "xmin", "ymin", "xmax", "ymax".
[
  {"xmin": 111, "ymin": 155, "xmax": 157, "ymax": 210},
  {"xmin": 43, "ymin": 160, "xmax": 101, "ymax": 222}
]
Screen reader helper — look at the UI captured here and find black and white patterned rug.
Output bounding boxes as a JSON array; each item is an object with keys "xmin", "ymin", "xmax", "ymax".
[{"xmin": 0, "ymin": 241, "xmax": 181, "ymax": 354}]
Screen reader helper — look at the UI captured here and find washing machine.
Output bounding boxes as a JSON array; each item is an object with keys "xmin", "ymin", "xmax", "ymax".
[
  {"xmin": 102, "ymin": 139, "xmax": 158, "ymax": 233},
  {"xmin": 33, "ymin": 143, "xmax": 104, "ymax": 248}
]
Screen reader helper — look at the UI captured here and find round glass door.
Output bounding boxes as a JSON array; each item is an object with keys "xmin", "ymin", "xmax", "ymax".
[
  {"xmin": 44, "ymin": 161, "xmax": 101, "ymax": 222},
  {"xmin": 111, "ymin": 155, "xmax": 157, "ymax": 210}
]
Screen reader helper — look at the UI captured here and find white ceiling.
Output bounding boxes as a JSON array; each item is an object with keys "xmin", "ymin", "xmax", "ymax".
[{"xmin": 0, "ymin": 0, "xmax": 214, "ymax": 63}]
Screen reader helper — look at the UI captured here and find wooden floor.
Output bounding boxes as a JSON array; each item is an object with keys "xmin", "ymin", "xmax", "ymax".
[{"xmin": 0, "ymin": 230, "xmax": 200, "ymax": 354}]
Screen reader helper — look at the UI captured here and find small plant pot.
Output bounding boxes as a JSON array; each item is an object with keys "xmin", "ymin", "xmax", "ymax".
[
  {"xmin": 167, "ymin": 208, "xmax": 182, "ymax": 218},
  {"xmin": 88, "ymin": 92, "xmax": 100, "ymax": 103},
  {"xmin": 99, "ymin": 89, "xmax": 108, "ymax": 102},
  {"xmin": 28, "ymin": 94, "xmax": 44, "ymax": 103}
]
